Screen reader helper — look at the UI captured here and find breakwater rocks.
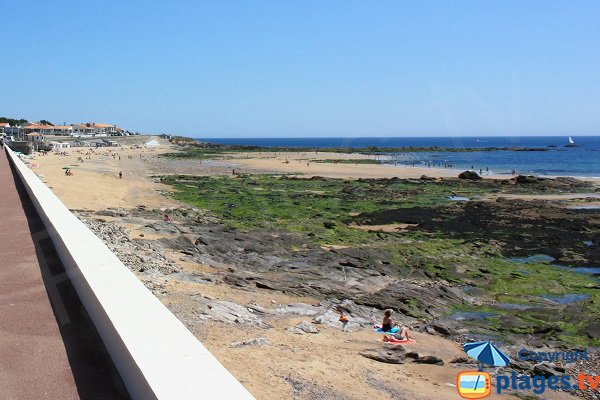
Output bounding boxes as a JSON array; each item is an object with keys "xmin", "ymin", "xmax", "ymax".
[
  {"xmin": 75, "ymin": 186, "xmax": 599, "ymax": 347},
  {"xmin": 81, "ymin": 217, "xmax": 180, "ymax": 275},
  {"xmin": 183, "ymin": 224, "xmax": 478, "ymax": 317},
  {"xmin": 76, "ymin": 207, "xmax": 476, "ymax": 319},
  {"xmin": 354, "ymin": 198, "xmax": 600, "ymax": 268}
]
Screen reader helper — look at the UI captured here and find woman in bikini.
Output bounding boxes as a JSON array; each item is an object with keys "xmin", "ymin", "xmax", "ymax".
[{"xmin": 381, "ymin": 309, "xmax": 410, "ymax": 341}]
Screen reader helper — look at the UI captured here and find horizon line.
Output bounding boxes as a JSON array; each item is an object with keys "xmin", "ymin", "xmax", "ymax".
[{"xmin": 187, "ymin": 134, "xmax": 599, "ymax": 139}]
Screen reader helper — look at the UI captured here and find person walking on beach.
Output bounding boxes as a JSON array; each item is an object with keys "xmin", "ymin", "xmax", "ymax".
[
  {"xmin": 118, "ymin": 171, "xmax": 123, "ymax": 179},
  {"xmin": 339, "ymin": 311, "xmax": 349, "ymax": 332}
]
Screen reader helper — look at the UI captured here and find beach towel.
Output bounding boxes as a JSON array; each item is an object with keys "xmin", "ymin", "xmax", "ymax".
[
  {"xmin": 384, "ymin": 338, "xmax": 416, "ymax": 345},
  {"xmin": 373, "ymin": 325, "xmax": 400, "ymax": 334}
]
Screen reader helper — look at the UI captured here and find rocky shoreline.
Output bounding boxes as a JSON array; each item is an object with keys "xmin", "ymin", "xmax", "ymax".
[
  {"xmin": 29, "ymin": 137, "xmax": 599, "ymax": 398},
  {"xmin": 74, "ymin": 172, "xmax": 599, "ymax": 398}
]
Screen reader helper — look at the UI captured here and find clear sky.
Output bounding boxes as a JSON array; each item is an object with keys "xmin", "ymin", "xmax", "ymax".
[{"xmin": 1, "ymin": 1, "xmax": 599, "ymax": 137}]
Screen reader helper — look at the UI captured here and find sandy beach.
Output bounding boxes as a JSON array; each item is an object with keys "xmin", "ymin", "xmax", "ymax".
[
  {"xmin": 18, "ymin": 138, "xmax": 590, "ymax": 400},
  {"xmin": 26, "ymin": 143, "xmax": 505, "ymax": 213},
  {"xmin": 222, "ymin": 151, "xmax": 501, "ymax": 179}
]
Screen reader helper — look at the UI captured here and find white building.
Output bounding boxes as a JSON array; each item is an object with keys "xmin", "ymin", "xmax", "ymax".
[
  {"xmin": 51, "ymin": 141, "xmax": 71, "ymax": 149},
  {"xmin": 71, "ymin": 122, "xmax": 122, "ymax": 136}
]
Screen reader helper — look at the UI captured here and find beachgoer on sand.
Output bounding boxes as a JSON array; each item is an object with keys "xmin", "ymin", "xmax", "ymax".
[
  {"xmin": 163, "ymin": 214, "xmax": 172, "ymax": 222},
  {"xmin": 381, "ymin": 309, "xmax": 410, "ymax": 341},
  {"xmin": 339, "ymin": 311, "xmax": 349, "ymax": 332},
  {"xmin": 119, "ymin": 171, "xmax": 123, "ymax": 179}
]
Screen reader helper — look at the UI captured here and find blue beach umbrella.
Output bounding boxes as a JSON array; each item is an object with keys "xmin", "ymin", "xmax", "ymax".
[{"xmin": 463, "ymin": 341, "xmax": 511, "ymax": 367}]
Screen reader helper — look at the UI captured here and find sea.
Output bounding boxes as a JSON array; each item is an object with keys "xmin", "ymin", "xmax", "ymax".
[{"xmin": 198, "ymin": 136, "xmax": 600, "ymax": 178}]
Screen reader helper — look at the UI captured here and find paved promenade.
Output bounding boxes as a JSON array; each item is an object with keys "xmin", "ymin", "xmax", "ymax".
[{"xmin": 0, "ymin": 148, "xmax": 128, "ymax": 399}]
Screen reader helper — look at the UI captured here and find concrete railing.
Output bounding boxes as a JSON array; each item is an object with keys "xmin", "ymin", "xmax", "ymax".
[{"xmin": 5, "ymin": 147, "xmax": 255, "ymax": 400}]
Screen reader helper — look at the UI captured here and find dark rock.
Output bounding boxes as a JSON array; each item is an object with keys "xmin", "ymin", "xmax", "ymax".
[
  {"xmin": 533, "ymin": 325, "xmax": 563, "ymax": 335},
  {"xmin": 360, "ymin": 347, "xmax": 406, "ymax": 364},
  {"xmin": 515, "ymin": 175, "xmax": 543, "ymax": 184},
  {"xmin": 357, "ymin": 282, "xmax": 470, "ymax": 318},
  {"xmin": 553, "ymin": 365, "xmax": 566, "ymax": 373},
  {"xmin": 323, "ymin": 221, "xmax": 336, "ymax": 229},
  {"xmin": 413, "ymin": 356, "xmax": 444, "ymax": 365},
  {"xmin": 195, "ymin": 238, "xmax": 209, "ymax": 246},
  {"xmin": 421, "ymin": 324, "xmax": 453, "ymax": 337},
  {"xmin": 458, "ymin": 171, "xmax": 481, "ymax": 180},
  {"xmin": 509, "ymin": 360, "xmax": 533, "ymax": 373},
  {"xmin": 405, "ymin": 351, "xmax": 420, "ymax": 359},
  {"xmin": 143, "ymin": 222, "xmax": 182, "ymax": 234},
  {"xmin": 339, "ymin": 261, "xmax": 358, "ymax": 268},
  {"xmin": 256, "ymin": 281, "xmax": 277, "ymax": 290},
  {"xmin": 527, "ymin": 337, "xmax": 549, "ymax": 349},
  {"xmin": 583, "ymin": 321, "xmax": 600, "ymax": 339},
  {"xmin": 158, "ymin": 235, "xmax": 195, "ymax": 251},
  {"xmin": 223, "ymin": 274, "xmax": 250, "ymax": 288},
  {"xmin": 533, "ymin": 364, "xmax": 558, "ymax": 378}
]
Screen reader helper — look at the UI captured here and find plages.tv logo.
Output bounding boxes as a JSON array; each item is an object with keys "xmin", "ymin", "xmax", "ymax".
[
  {"xmin": 456, "ymin": 341, "xmax": 511, "ymax": 399},
  {"xmin": 457, "ymin": 342, "xmax": 599, "ymax": 398},
  {"xmin": 457, "ymin": 371, "xmax": 492, "ymax": 399}
]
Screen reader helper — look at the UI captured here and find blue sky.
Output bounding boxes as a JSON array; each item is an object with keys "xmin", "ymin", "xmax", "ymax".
[{"xmin": 1, "ymin": 1, "xmax": 599, "ymax": 137}]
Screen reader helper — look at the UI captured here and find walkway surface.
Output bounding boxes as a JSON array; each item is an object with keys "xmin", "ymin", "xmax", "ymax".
[{"xmin": 0, "ymin": 148, "xmax": 129, "ymax": 399}]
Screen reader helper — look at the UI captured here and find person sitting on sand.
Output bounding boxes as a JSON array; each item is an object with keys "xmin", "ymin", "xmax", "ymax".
[
  {"xmin": 381, "ymin": 309, "xmax": 411, "ymax": 341},
  {"xmin": 163, "ymin": 214, "xmax": 172, "ymax": 222},
  {"xmin": 383, "ymin": 326, "xmax": 411, "ymax": 342},
  {"xmin": 382, "ymin": 309, "xmax": 394, "ymax": 332}
]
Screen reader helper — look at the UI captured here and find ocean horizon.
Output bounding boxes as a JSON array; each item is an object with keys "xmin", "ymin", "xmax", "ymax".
[{"xmin": 197, "ymin": 136, "xmax": 600, "ymax": 178}]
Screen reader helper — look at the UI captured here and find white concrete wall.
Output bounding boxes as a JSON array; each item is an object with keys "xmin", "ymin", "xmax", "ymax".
[{"xmin": 5, "ymin": 147, "xmax": 255, "ymax": 400}]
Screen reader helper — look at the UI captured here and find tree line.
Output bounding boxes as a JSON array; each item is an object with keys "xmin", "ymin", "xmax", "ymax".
[{"xmin": 0, "ymin": 117, "xmax": 54, "ymax": 126}]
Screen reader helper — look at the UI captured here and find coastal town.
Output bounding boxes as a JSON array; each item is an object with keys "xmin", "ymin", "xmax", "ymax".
[
  {"xmin": 0, "ymin": 118, "xmax": 171, "ymax": 154},
  {"xmin": 1, "ymin": 120, "xmax": 125, "ymax": 137}
]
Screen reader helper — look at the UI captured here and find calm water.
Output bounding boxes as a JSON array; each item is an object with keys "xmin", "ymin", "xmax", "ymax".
[{"xmin": 199, "ymin": 136, "xmax": 600, "ymax": 177}]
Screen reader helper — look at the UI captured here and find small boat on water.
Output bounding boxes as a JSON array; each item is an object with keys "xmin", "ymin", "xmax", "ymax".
[{"xmin": 565, "ymin": 136, "xmax": 578, "ymax": 147}]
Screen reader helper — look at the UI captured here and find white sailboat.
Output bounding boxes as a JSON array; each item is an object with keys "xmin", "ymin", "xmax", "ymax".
[{"xmin": 565, "ymin": 136, "xmax": 578, "ymax": 147}]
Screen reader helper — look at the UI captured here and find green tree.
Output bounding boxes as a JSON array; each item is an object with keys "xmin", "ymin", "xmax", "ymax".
[{"xmin": 0, "ymin": 117, "xmax": 28, "ymax": 126}]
